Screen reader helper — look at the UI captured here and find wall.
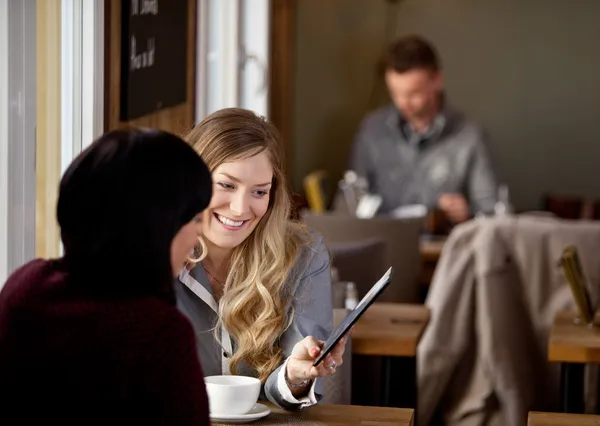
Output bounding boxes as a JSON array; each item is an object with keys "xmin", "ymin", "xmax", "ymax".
[{"xmin": 293, "ymin": 0, "xmax": 600, "ymax": 210}]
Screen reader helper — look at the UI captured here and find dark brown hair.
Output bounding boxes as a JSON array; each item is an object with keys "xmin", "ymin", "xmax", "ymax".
[{"xmin": 384, "ymin": 35, "xmax": 440, "ymax": 74}]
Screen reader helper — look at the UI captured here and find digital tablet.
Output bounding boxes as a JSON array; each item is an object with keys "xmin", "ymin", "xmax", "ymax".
[{"xmin": 313, "ymin": 266, "xmax": 393, "ymax": 367}]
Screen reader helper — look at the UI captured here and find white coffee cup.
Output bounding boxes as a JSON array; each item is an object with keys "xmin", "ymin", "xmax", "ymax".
[{"xmin": 205, "ymin": 375, "xmax": 261, "ymax": 415}]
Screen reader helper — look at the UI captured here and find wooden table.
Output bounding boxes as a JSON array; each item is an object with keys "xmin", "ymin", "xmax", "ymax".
[
  {"xmin": 353, "ymin": 303, "xmax": 430, "ymax": 357},
  {"xmin": 352, "ymin": 303, "xmax": 430, "ymax": 423},
  {"xmin": 528, "ymin": 411, "xmax": 600, "ymax": 425},
  {"xmin": 548, "ymin": 311, "xmax": 600, "ymax": 413},
  {"xmin": 217, "ymin": 403, "xmax": 414, "ymax": 426}
]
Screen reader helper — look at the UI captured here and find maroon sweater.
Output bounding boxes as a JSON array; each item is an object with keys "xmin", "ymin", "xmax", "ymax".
[{"xmin": 0, "ymin": 259, "xmax": 210, "ymax": 425}]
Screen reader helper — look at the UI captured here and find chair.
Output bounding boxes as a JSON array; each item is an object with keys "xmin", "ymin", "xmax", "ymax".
[
  {"xmin": 320, "ymin": 308, "xmax": 352, "ymax": 405},
  {"xmin": 544, "ymin": 194, "xmax": 600, "ymax": 220},
  {"xmin": 303, "ymin": 170, "xmax": 329, "ymax": 213},
  {"xmin": 327, "ymin": 238, "xmax": 387, "ymax": 305},
  {"xmin": 301, "ymin": 210, "xmax": 423, "ymax": 302}
]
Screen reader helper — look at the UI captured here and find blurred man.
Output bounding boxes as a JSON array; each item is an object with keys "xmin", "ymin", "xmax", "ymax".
[{"xmin": 350, "ymin": 35, "xmax": 498, "ymax": 223}]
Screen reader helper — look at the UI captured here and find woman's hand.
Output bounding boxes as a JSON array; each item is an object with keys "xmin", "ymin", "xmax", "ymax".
[{"xmin": 286, "ymin": 333, "xmax": 350, "ymax": 386}]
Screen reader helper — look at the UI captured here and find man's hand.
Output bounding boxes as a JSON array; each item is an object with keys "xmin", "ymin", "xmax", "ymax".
[{"xmin": 438, "ymin": 193, "xmax": 470, "ymax": 223}]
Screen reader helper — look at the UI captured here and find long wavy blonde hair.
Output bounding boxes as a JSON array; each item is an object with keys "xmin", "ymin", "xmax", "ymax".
[{"xmin": 184, "ymin": 108, "xmax": 305, "ymax": 382}]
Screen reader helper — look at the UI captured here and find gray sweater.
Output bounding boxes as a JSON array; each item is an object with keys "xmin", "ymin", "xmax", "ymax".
[
  {"xmin": 175, "ymin": 233, "xmax": 333, "ymax": 410},
  {"xmin": 350, "ymin": 103, "xmax": 498, "ymax": 215}
]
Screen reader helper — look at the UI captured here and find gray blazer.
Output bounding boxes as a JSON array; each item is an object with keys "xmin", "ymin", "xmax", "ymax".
[{"xmin": 175, "ymin": 232, "xmax": 333, "ymax": 410}]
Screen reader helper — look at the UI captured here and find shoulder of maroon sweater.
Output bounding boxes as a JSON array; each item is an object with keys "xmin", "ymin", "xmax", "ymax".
[
  {"xmin": 115, "ymin": 295, "xmax": 197, "ymax": 345},
  {"xmin": 0, "ymin": 258, "xmax": 58, "ymax": 302},
  {"xmin": 0, "ymin": 259, "xmax": 196, "ymax": 342},
  {"xmin": 135, "ymin": 296, "xmax": 191, "ymax": 323}
]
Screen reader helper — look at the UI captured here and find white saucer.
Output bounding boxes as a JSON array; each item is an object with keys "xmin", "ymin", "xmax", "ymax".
[{"xmin": 210, "ymin": 403, "xmax": 271, "ymax": 424}]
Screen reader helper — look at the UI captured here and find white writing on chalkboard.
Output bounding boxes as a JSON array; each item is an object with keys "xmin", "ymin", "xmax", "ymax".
[
  {"xmin": 129, "ymin": 0, "xmax": 158, "ymax": 71},
  {"xmin": 130, "ymin": 36, "xmax": 155, "ymax": 70},
  {"xmin": 131, "ymin": 0, "xmax": 158, "ymax": 16}
]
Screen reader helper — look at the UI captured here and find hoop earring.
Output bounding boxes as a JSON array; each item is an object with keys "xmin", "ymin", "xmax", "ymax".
[{"xmin": 187, "ymin": 235, "xmax": 208, "ymax": 264}]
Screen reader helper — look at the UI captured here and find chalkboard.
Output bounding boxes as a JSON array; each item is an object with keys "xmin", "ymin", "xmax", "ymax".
[{"xmin": 120, "ymin": 0, "xmax": 188, "ymax": 120}]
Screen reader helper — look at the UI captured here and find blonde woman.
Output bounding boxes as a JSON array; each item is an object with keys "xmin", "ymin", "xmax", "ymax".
[{"xmin": 175, "ymin": 108, "xmax": 348, "ymax": 410}]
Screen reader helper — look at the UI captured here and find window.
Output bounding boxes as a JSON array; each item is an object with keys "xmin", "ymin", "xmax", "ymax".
[
  {"xmin": 0, "ymin": 0, "xmax": 36, "ymax": 285},
  {"xmin": 61, "ymin": 0, "xmax": 104, "ymax": 175},
  {"xmin": 196, "ymin": 0, "xmax": 270, "ymax": 121},
  {"xmin": 59, "ymin": 0, "xmax": 104, "ymax": 255}
]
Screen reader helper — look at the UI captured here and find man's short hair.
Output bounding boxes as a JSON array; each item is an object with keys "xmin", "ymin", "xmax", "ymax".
[{"xmin": 384, "ymin": 35, "xmax": 440, "ymax": 74}]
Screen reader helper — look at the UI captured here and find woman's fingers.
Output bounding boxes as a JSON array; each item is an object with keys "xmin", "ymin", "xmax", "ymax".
[
  {"xmin": 290, "ymin": 335, "xmax": 348, "ymax": 380},
  {"xmin": 302, "ymin": 336, "xmax": 324, "ymax": 359},
  {"xmin": 329, "ymin": 335, "xmax": 348, "ymax": 365}
]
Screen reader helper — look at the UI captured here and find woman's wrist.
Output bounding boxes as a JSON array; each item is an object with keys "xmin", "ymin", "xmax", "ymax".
[{"xmin": 285, "ymin": 364, "xmax": 310, "ymax": 389}]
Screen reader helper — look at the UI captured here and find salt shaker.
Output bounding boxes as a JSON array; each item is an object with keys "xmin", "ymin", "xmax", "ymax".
[
  {"xmin": 345, "ymin": 282, "xmax": 358, "ymax": 310},
  {"xmin": 494, "ymin": 184, "xmax": 514, "ymax": 216}
]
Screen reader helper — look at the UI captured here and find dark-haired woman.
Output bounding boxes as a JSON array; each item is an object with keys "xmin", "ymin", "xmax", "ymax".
[{"xmin": 0, "ymin": 129, "xmax": 213, "ymax": 426}]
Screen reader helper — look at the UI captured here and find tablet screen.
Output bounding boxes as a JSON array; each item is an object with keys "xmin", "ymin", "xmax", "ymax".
[{"xmin": 313, "ymin": 266, "xmax": 393, "ymax": 366}]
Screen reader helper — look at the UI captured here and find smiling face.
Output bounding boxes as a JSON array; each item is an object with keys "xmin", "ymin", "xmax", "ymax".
[{"xmin": 202, "ymin": 152, "xmax": 273, "ymax": 251}]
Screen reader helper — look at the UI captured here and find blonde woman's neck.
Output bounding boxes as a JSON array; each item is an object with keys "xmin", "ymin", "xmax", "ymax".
[{"xmin": 202, "ymin": 240, "xmax": 233, "ymax": 278}]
